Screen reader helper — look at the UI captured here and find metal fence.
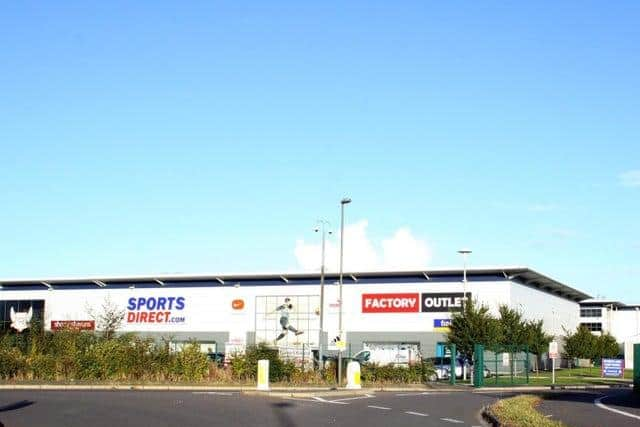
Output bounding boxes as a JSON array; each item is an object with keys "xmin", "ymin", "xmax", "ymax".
[{"xmin": 476, "ymin": 344, "xmax": 531, "ymax": 386}]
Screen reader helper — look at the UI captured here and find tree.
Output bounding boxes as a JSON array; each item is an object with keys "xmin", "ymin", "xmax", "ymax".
[
  {"xmin": 87, "ymin": 296, "xmax": 125, "ymax": 340},
  {"xmin": 563, "ymin": 325, "xmax": 596, "ymax": 364},
  {"xmin": 446, "ymin": 299, "xmax": 501, "ymax": 361},
  {"xmin": 594, "ymin": 333, "xmax": 619, "ymax": 361},
  {"xmin": 497, "ymin": 305, "xmax": 528, "ymax": 346},
  {"xmin": 524, "ymin": 320, "xmax": 553, "ymax": 372}
]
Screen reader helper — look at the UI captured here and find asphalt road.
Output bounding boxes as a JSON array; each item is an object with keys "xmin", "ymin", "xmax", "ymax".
[
  {"xmin": 0, "ymin": 390, "xmax": 492, "ymax": 427},
  {"xmin": 538, "ymin": 389, "xmax": 640, "ymax": 427},
  {"xmin": 2, "ymin": 388, "xmax": 638, "ymax": 427}
]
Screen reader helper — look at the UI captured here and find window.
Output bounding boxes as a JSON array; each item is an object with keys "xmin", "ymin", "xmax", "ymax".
[
  {"xmin": 580, "ymin": 322, "xmax": 602, "ymax": 332},
  {"xmin": 0, "ymin": 300, "xmax": 45, "ymax": 333},
  {"xmin": 580, "ymin": 308, "xmax": 602, "ymax": 318}
]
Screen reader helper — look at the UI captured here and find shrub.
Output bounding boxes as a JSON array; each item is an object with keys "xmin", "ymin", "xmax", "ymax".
[
  {"xmin": 175, "ymin": 342, "xmax": 209, "ymax": 382},
  {"xmin": 229, "ymin": 343, "xmax": 305, "ymax": 383},
  {"xmin": 0, "ymin": 348, "xmax": 25, "ymax": 379},
  {"xmin": 360, "ymin": 361, "xmax": 434, "ymax": 384},
  {"xmin": 28, "ymin": 354, "xmax": 57, "ymax": 380}
]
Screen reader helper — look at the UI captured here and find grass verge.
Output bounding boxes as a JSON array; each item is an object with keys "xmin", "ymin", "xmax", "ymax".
[{"xmin": 488, "ymin": 395, "xmax": 565, "ymax": 427}]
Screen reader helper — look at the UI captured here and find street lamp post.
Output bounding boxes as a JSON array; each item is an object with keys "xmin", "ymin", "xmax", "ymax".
[
  {"xmin": 315, "ymin": 220, "xmax": 332, "ymax": 372},
  {"xmin": 457, "ymin": 249, "xmax": 472, "ymax": 304},
  {"xmin": 338, "ymin": 197, "xmax": 351, "ymax": 387},
  {"xmin": 457, "ymin": 249, "xmax": 471, "ymax": 381}
]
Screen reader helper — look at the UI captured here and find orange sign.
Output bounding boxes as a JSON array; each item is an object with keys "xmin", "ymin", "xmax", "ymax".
[{"xmin": 231, "ymin": 299, "xmax": 245, "ymax": 310}]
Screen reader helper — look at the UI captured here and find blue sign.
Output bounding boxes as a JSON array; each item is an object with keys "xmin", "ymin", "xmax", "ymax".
[
  {"xmin": 601, "ymin": 358, "xmax": 624, "ymax": 378},
  {"xmin": 434, "ymin": 319, "xmax": 452, "ymax": 331}
]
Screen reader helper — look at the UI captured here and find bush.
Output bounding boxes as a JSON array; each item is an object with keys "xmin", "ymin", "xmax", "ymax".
[
  {"xmin": 360, "ymin": 361, "xmax": 434, "ymax": 384},
  {"xmin": 0, "ymin": 348, "xmax": 25, "ymax": 379},
  {"xmin": 28, "ymin": 354, "xmax": 56, "ymax": 380},
  {"xmin": 229, "ymin": 343, "xmax": 311, "ymax": 383},
  {"xmin": 175, "ymin": 342, "xmax": 209, "ymax": 382}
]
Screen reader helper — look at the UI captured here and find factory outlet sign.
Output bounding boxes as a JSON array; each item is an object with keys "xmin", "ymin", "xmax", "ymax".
[
  {"xmin": 421, "ymin": 293, "xmax": 467, "ymax": 312},
  {"xmin": 126, "ymin": 296, "xmax": 187, "ymax": 324},
  {"xmin": 362, "ymin": 292, "xmax": 469, "ymax": 313},
  {"xmin": 362, "ymin": 293, "xmax": 420, "ymax": 313}
]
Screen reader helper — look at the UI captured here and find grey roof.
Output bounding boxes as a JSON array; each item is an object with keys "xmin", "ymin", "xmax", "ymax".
[{"xmin": 0, "ymin": 266, "xmax": 591, "ymax": 302}]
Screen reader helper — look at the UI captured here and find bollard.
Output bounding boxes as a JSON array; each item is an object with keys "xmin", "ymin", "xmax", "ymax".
[
  {"xmin": 345, "ymin": 361, "xmax": 361, "ymax": 389},
  {"xmin": 257, "ymin": 359, "xmax": 270, "ymax": 391}
]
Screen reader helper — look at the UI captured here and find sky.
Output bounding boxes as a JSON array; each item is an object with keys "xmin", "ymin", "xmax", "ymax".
[{"xmin": 1, "ymin": 1, "xmax": 639, "ymax": 301}]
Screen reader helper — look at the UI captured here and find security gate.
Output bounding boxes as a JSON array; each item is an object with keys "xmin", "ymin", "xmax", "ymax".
[{"xmin": 474, "ymin": 344, "xmax": 530, "ymax": 387}]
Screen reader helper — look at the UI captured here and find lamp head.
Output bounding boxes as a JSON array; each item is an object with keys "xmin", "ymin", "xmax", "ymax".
[{"xmin": 341, "ymin": 197, "xmax": 352, "ymax": 205}]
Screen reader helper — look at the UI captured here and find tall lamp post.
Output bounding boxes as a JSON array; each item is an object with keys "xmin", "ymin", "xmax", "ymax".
[
  {"xmin": 457, "ymin": 248, "xmax": 471, "ymax": 381},
  {"xmin": 457, "ymin": 249, "xmax": 472, "ymax": 305},
  {"xmin": 338, "ymin": 197, "xmax": 351, "ymax": 387},
  {"xmin": 314, "ymin": 220, "xmax": 332, "ymax": 372}
]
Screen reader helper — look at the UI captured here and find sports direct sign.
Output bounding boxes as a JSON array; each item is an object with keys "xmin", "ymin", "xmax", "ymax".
[
  {"xmin": 362, "ymin": 292, "xmax": 469, "ymax": 313},
  {"xmin": 126, "ymin": 297, "xmax": 186, "ymax": 324}
]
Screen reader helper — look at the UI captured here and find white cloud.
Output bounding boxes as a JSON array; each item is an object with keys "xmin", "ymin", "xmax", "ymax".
[
  {"xmin": 619, "ymin": 170, "xmax": 640, "ymax": 187},
  {"xmin": 294, "ymin": 220, "xmax": 432, "ymax": 272}
]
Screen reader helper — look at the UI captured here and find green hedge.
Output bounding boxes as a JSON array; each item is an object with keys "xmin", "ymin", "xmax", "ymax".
[
  {"xmin": 0, "ymin": 327, "xmax": 209, "ymax": 382},
  {"xmin": 360, "ymin": 361, "xmax": 435, "ymax": 384}
]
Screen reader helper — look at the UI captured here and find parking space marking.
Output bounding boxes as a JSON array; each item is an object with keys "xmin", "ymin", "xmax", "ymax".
[
  {"xmin": 367, "ymin": 405, "xmax": 391, "ymax": 410},
  {"xmin": 405, "ymin": 411, "xmax": 428, "ymax": 417},
  {"xmin": 283, "ymin": 397, "xmax": 322, "ymax": 403},
  {"xmin": 330, "ymin": 394, "xmax": 375, "ymax": 402},
  {"xmin": 312, "ymin": 396, "xmax": 348, "ymax": 405},
  {"xmin": 440, "ymin": 417, "xmax": 464, "ymax": 423}
]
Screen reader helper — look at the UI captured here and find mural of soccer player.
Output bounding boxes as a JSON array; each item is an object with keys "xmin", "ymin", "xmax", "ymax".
[{"xmin": 274, "ymin": 297, "xmax": 303, "ymax": 342}]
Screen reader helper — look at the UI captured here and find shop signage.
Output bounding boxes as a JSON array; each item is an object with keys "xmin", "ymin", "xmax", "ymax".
[
  {"xmin": 9, "ymin": 307, "xmax": 33, "ymax": 332},
  {"xmin": 51, "ymin": 320, "xmax": 95, "ymax": 331},
  {"xmin": 421, "ymin": 293, "xmax": 468, "ymax": 312},
  {"xmin": 362, "ymin": 293, "xmax": 420, "ymax": 313},
  {"xmin": 433, "ymin": 318, "xmax": 452, "ymax": 331},
  {"xmin": 362, "ymin": 293, "xmax": 470, "ymax": 313},
  {"xmin": 126, "ymin": 296, "xmax": 186, "ymax": 324}
]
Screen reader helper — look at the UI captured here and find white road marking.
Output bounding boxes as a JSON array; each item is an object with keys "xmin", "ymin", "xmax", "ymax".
[
  {"xmin": 367, "ymin": 405, "xmax": 391, "ymax": 410},
  {"xmin": 312, "ymin": 396, "xmax": 348, "ymax": 405},
  {"xmin": 440, "ymin": 418, "xmax": 464, "ymax": 424},
  {"xmin": 405, "ymin": 411, "xmax": 429, "ymax": 417},
  {"xmin": 192, "ymin": 392, "xmax": 236, "ymax": 396},
  {"xmin": 283, "ymin": 397, "xmax": 321, "ymax": 403},
  {"xmin": 396, "ymin": 392, "xmax": 450, "ymax": 396},
  {"xmin": 594, "ymin": 395, "xmax": 640, "ymax": 421},
  {"xmin": 330, "ymin": 394, "xmax": 375, "ymax": 402}
]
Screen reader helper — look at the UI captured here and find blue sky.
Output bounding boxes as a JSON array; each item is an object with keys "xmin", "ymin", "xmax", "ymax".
[{"xmin": 1, "ymin": 1, "xmax": 639, "ymax": 301}]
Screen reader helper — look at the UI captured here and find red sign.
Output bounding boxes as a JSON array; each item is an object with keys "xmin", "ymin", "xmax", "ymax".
[
  {"xmin": 51, "ymin": 320, "xmax": 95, "ymax": 331},
  {"xmin": 231, "ymin": 299, "xmax": 245, "ymax": 310},
  {"xmin": 362, "ymin": 293, "xmax": 420, "ymax": 313}
]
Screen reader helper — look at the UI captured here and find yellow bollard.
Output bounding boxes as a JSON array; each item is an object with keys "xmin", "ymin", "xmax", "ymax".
[
  {"xmin": 257, "ymin": 359, "xmax": 270, "ymax": 391},
  {"xmin": 346, "ymin": 361, "xmax": 361, "ymax": 389}
]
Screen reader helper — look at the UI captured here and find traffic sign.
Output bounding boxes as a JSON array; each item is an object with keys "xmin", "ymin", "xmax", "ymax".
[{"xmin": 549, "ymin": 341, "xmax": 559, "ymax": 359}]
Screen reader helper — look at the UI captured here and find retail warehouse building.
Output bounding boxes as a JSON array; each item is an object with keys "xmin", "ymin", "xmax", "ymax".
[{"xmin": 0, "ymin": 267, "xmax": 593, "ymax": 363}]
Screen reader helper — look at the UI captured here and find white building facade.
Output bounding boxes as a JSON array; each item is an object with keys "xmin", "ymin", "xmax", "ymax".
[
  {"xmin": 0, "ymin": 267, "xmax": 587, "ymax": 360},
  {"xmin": 579, "ymin": 300, "xmax": 640, "ymax": 369}
]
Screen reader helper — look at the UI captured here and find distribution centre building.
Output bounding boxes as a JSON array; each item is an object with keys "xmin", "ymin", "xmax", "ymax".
[{"xmin": 0, "ymin": 266, "xmax": 590, "ymax": 361}]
